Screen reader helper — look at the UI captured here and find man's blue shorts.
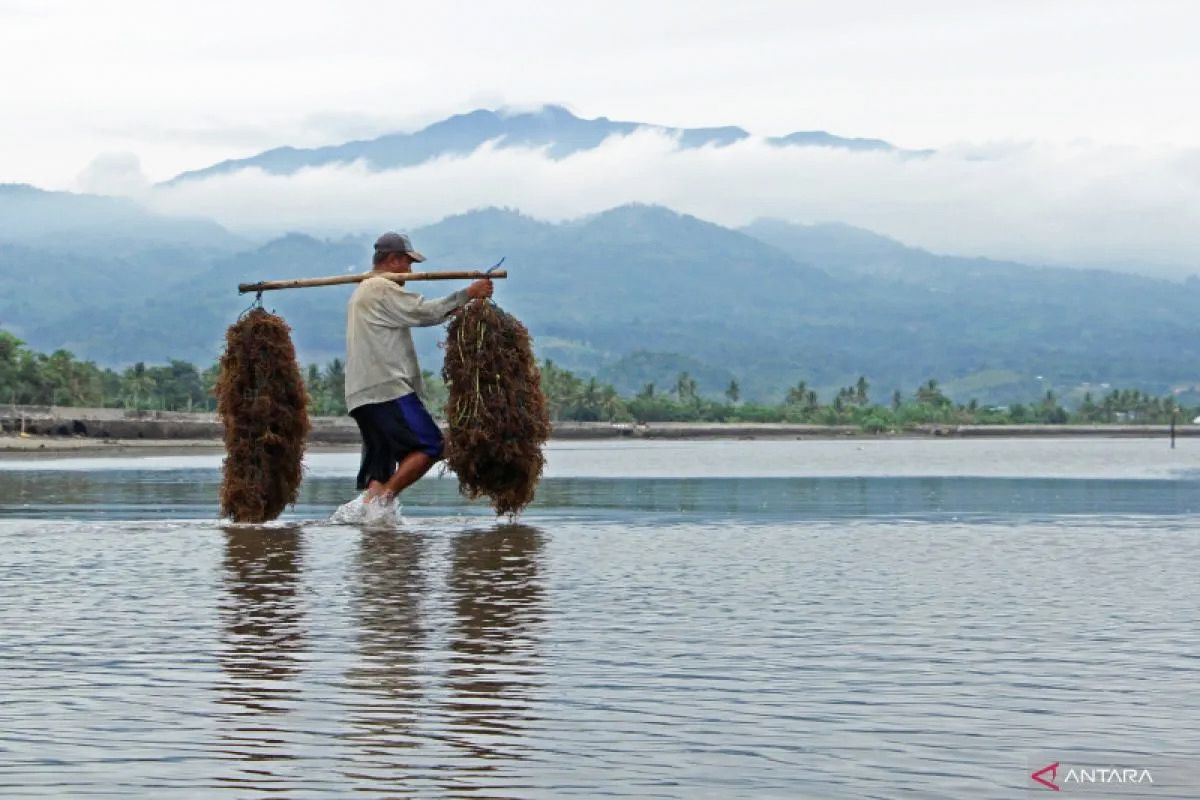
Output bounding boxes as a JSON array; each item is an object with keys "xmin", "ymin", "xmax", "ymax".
[{"xmin": 349, "ymin": 393, "xmax": 444, "ymax": 490}]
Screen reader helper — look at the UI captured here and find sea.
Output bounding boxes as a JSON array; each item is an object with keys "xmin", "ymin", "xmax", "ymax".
[{"xmin": 1, "ymin": 438, "xmax": 1198, "ymax": 798}]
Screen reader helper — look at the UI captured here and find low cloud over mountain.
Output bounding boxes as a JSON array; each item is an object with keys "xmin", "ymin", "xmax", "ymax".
[{"xmin": 138, "ymin": 106, "xmax": 1200, "ymax": 277}]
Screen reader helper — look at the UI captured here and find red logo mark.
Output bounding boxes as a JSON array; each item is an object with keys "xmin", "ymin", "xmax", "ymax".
[{"xmin": 1031, "ymin": 761, "xmax": 1061, "ymax": 791}]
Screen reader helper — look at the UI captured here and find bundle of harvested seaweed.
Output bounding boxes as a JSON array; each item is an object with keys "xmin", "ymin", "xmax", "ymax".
[
  {"xmin": 442, "ymin": 301, "xmax": 551, "ymax": 516},
  {"xmin": 216, "ymin": 308, "xmax": 311, "ymax": 522}
]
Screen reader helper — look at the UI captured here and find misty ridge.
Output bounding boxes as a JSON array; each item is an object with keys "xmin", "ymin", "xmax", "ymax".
[
  {"xmin": 72, "ymin": 105, "xmax": 1200, "ymax": 278},
  {"xmin": 2, "ymin": 105, "xmax": 1198, "ymax": 407},
  {"xmin": 3, "ymin": 173, "xmax": 1200, "ymax": 407},
  {"xmin": 165, "ymin": 105, "xmax": 923, "ymax": 184}
]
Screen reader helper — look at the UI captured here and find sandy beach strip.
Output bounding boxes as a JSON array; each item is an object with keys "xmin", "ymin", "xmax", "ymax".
[{"xmin": 2, "ymin": 422, "xmax": 1192, "ymax": 459}]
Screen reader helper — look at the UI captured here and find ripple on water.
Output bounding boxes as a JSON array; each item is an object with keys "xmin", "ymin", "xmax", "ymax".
[{"xmin": 1, "ymin": 449, "xmax": 1199, "ymax": 797}]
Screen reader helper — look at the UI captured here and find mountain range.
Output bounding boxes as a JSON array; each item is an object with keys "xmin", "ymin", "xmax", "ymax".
[
  {"xmin": 2, "ymin": 181, "xmax": 1198, "ymax": 406},
  {"xmin": 165, "ymin": 105, "xmax": 928, "ymax": 184},
  {"xmin": 2, "ymin": 105, "xmax": 1195, "ymax": 405}
]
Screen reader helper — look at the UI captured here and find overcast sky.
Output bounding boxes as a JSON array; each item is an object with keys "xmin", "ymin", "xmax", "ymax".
[{"xmin": 3, "ymin": 0, "xmax": 1198, "ymax": 269}]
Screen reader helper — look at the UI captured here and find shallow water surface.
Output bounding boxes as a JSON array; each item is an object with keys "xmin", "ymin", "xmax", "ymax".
[{"xmin": 1, "ymin": 439, "xmax": 1198, "ymax": 798}]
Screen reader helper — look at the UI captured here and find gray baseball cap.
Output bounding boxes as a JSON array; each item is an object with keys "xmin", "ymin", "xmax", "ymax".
[{"xmin": 374, "ymin": 231, "xmax": 426, "ymax": 262}]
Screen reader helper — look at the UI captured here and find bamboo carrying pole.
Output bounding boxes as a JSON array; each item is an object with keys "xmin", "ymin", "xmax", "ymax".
[{"xmin": 238, "ymin": 269, "xmax": 508, "ymax": 294}]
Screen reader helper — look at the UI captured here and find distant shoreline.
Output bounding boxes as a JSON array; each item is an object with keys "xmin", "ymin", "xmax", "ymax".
[{"xmin": 0, "ymin": 404, "xmax": 1194, "ymax": 457}]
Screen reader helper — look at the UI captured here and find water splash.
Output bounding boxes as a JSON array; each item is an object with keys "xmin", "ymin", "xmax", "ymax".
[{"xmin": 329, "ymin": 493, "xmax": 404, "ymax": 528}]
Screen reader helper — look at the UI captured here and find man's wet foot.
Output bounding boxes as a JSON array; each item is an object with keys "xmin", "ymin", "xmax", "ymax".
[{"xmin": 365, "ymin": 486, "xmax": 395, "ymax": 505}]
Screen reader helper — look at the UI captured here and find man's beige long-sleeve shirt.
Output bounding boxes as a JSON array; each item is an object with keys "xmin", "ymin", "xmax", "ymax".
[{"xmin": 344, "ymin": 275, "xmax": 469, "ymax": 411}]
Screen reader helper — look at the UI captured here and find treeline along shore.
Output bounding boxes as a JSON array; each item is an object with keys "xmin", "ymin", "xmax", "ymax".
[
  {"xmin": 2, "ymin": 332, "xmax": 1197, "ymax": 446},
  {"xmin": 1, "ymin": 404, "xmax": 1197, "ymax": 451}
]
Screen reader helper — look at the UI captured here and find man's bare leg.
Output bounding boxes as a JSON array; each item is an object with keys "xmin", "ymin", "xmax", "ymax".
[{"xmin": 365, "ymin": 451, "xmax": 435, "ymax": 503}]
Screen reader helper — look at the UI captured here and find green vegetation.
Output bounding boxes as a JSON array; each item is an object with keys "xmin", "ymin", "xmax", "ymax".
[
  {"xmin": 8, "ymin": 199, "xmax": 1200, "ymax": 407},
  {"xmin": 0, "ymin": 331, "xmax": 216, "ymax": 411},
  {"xmin": 2, "ymin": 332, "xmax": 1195, "ymax": 430}
]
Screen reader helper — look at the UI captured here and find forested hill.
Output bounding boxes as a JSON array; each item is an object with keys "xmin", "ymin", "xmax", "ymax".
[{"xmin": 2, "ymin": 189, "xmax": 1198, "ymax": 404}]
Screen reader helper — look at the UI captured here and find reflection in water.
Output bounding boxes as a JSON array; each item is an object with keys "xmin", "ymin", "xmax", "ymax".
[
  {"xmin": 216, "ymin": 525, "xmax": 307, "ymax": 787},
  {"xmin": 344, "ymin": 530, "xmax": 427, "ymax": 758},
  {"xmin": 4, "ymin": 464, "xmax": 1199, "ymax": 522},
  {"xmin": 0, "ymin": 469, "xmax": 226, "ymax": 517},
  {"xmin": 443, "ymin": 524, "xmax": 545, "ymax": 781},
  {"xmin": 3, "ymin": 468, "xmax": 1200, "ymax": 800},
  {"xmin": 337, "ymin": 525, "xmax": 546, "ymax": 795}
]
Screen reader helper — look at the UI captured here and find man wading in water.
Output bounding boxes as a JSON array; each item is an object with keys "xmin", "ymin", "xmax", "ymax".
[{"xmin": 344, "ymin": 232, "xmax": 493, "ymax": 507}]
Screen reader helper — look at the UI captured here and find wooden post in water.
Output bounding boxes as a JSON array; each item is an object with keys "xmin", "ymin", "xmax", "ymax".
[{"xmin": 1171, "ymin": 409, "xmax": 1177, "ymax": 449}]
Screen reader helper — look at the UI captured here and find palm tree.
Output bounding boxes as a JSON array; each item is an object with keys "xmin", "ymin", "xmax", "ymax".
[
  {"xmin": 323, "ymin": 359, "xmax": 346, "ymax": 414},
  {"xmin": 855, "ymin": 376, "xmax": 869, "ymax": 405},
  {"xmin": 124, "ymin": 362, "xmax": 155, "ymax": 410},
  {"xmin": 916, "ymin": 379, "xmax": 950, "ymax": 408},
  {"xmin": 785, "ymin": 381, "xmax": 809, "ymax": 406},
  {"xmin": 674, "ymin": 372, "xmax": 698, "ymax": 404},
  {"xmin": 598, "ymin": 384, "xmax": 626, "ymax": 420}
]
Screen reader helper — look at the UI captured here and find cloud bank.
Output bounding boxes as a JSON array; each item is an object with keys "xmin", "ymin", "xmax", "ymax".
[
  {"xmin": 144, "ymin": 130, "xmax": 1200, "ymax": 276},
  {"xmin": 75, "ymin": 152, "xmax": 151, "ymax": 196}
]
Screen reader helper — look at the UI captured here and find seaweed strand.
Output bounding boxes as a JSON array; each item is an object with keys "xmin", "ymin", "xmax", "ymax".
[
  {"xmin": 215, "ymin": 308, "xmax": 310, "ymax": 522},
  {"xmin": 442, "ymin": 302, "xmax": 550, "ymax": 516}
]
